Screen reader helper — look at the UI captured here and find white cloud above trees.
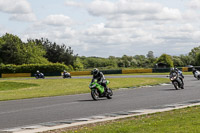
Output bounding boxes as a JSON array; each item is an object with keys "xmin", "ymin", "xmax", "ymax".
[{"xmin": 1, "ymin": 0, "xmax": 200, "ymax": 57}]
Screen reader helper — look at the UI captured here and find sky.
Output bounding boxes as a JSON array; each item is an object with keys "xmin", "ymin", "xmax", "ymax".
[{"xmin": 0, "ymin": 0, "xmax": 200, "ymax": 57}]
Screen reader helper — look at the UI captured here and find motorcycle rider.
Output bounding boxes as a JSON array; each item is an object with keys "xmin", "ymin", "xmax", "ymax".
[
  {"xmin": 63, "ymin": 70, "xmax": 67, "ymax": 75},
  {"xmin": 170, "ymin": 67, "xmax": 184, "ymax": 88},
  {"xmin": 92, "ymin": 68, "xmax": 108, "ymax": 93},
  {"xmin": 192, "ymin": 67, "xmax": 197, "ymax": 77},
  {"xmin": 36, "ymin": 70, "xmax": 41, "ymax": 77},
  {"xmin": 63, "ymin": 70, "xmax": 71, "ymax": 78},
  {"xmin": 175, "ymin": 67, "xmax": 184, "ymax": 79}
]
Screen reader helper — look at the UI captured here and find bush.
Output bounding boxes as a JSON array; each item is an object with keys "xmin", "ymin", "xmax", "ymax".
[{"xmin": 0, "ymin": 63, "xmax": 71, "ymax": 73}]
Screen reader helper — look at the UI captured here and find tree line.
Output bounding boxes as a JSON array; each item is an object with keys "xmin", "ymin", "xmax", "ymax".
[{"xmin": 0, "ymin": 33, "xmax": 200, "ymax": 71}]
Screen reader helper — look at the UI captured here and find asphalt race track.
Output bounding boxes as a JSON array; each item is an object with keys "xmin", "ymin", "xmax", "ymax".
[{"xmin": 0, "ymin": 75, "xmax": 200, "ymax": 130}]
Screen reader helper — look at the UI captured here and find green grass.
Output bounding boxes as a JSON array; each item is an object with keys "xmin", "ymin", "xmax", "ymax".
[
  {"xmin": 0, "ymin": 81, "xmax": 38, "ymax": 91},
  {"xmin": 0, "ymin": 77, "xmax": 169, "ymax": 101},
  {"xmin": 62, "ymin": 106, "xmax": 200, "ymax": 133}
]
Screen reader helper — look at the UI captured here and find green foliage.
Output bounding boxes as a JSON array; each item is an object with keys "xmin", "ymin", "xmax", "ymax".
[
  {"xmin": 73, "ymin": 58, "xmax": 84, "ymax": 71},
  {"xmin": 29, "ymin": 38, "xmax": 77, "ymax": 66},
  {"xmin": 195, "ymin": 53, "xmax": 200, "ymax": 66},
  {"xmin": 0, "ymin": 64, "xmax": 17, "ymax": 73},
  {"xmin": 172, "ymin": 56, "xmax": 184, "ymax": 67},
  {"xmin": 0, "ymin": 33, "xmax": 48, "ymax": 65},
  {"xmin": 189, "ymin": 46, "xmax": 200, "ymax": 65},
  {"xmin": 0, "ymin": 63, "xmax": 70, "ymax": 73},
  {"xmin": 156, "ymin": 54, "xmax": 174, "ymax": 67}
]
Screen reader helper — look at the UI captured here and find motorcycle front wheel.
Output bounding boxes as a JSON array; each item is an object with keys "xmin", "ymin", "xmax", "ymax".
[
  {"xmin": 106, "ymin": 88, "xmax": 113, "ymax": 99},
  {"xmin": 91, "ymin": 89, "xmax": 99, "ymax": 101},
  {"xmin": 173, "ymin": 81, "xmax": 179, "ymax": 90}
]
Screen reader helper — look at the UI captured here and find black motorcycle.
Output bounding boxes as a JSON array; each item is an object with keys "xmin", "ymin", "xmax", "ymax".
[
  {"xmin": 63, "ymin": 72, "xmax": 71, "ymax": 78},
  {"xmin": 35, "ymin": 73, "xmax": 45, "ymax": 79},
  {"xmin": 169, "ymin": 72, "xmax": 184, "ymax": 90}
]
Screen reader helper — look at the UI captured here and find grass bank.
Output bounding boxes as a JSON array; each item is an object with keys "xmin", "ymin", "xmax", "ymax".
[
  {"xmin": 53, "ymin": 106, "xmax": 200, "ymax": 133},
  {"xmin": 0, "ymin": 77, "xmax": 169, "ymax": 101}
]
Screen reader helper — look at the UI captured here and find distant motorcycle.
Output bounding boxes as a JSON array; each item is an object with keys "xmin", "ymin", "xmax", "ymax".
[
  {"xmin": 89, "ymin": 79, "xmax": 113, "ymax": 100},
  {"xmin": 63, "ymin": 72, "xmax": 71, "ymax": 78},
  {"xmin": 193, "ymin": 70, "xmax": 200, "ymax": 80},
  {"xmin": 169, "ymin": 72, "xmax": 184, "ymax": 90},
  {"xmin": 35, "ymin": 73, "xmax": 45, "ymax": 79}
]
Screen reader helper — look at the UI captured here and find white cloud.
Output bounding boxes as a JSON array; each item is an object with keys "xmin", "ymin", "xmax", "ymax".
[
  {"xmin": 0, "ymin": 0, "xmax": 31, "ymax": 14},
  {"xmin": 188, "ymin": 0, "xmax": 200, "ymax": 9},
  {"xmin": 43, "ymin": 14, "xmax": 73, "ymax": 27},
  {"xmin": 9, "ymin": 13, "xmax": 37, "ymax": 22},
  {"xmin": 65, "ymin": 1, "xmax": 84, "ymax": 8},
  {"xmin": 0, "ymin": 0, "xmax": 36, "ymax": 22},
  {"xmin": 86, "ymin": 0, "xmax": 182, "ymax": 22},
  {"xmin": 15, "ymin": 0, "xmax": 200, "ymax": 57}
]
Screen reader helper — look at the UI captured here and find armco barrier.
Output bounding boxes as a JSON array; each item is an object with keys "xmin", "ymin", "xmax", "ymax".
[
  {"xmin": 122, "ymin": 69, "xmax": 152, "ymax": 74},
  {"xmin": 2, "ymin": 73, "xmax": 31, "ymax": 78},
  {"xmin": 70, "ymin": 71, "xmax": 91, "ymax": 76},
  {"xmin": 181, "ymin": 67, "xmax": 188, "ymax": 72},
  {"xmin": 31, "ymin": 72, "xmax": 61, "ymax": 77}
]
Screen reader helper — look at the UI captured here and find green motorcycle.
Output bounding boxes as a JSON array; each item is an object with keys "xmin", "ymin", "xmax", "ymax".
[{"xmin": 89, "ymin": 79, "xmax": 113, "ymax": 100}]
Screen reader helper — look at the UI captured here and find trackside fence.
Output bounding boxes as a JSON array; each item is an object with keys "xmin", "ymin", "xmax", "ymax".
[{"xmin": 0, "ymin": 67, "xmax": 193, "ymax": 78}]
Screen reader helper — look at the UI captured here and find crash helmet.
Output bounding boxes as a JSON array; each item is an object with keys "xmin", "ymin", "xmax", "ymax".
[
  {"xmin": 37, "ymin": 70, "xmax": 39, "ymax": 73},
  {"xmin": 170, "ymin": 68, "xmax": 175, "ymax": 72},
  {"xmin": 174, "ymin": 67, "xmax": 179, "ymax": 71},
  {"xmin": 93, "ymin": 68, "xmax": 99, "ymax": 76},
  {"xmin": 64, "ymin": 70, "xmax": 66, "ymax": 72}
]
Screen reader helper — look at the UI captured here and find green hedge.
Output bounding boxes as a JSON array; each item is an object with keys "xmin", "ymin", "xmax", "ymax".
[
  {"xmin": 152, "ymin": 68, "xmax": 170, "ymax": 73},
  {"xmin": 101, "ymin": 70, "xmax": 122, "ymax": 74},
  {"xmin": 0, "ymin": 63, "xmax": 71, "ymax": 73}
]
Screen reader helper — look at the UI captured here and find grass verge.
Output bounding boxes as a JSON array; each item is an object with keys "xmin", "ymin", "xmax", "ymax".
[
  {"xmin": 0, "ymin": 77, "xmax": 169, "ymax": 101},
  {"xmin": 0, "ymin": 81, "xmax": 38, "ymax": 91},
  {"xmin": 47, "ymin": 106, "xmax": 200, "ymax": 133}
]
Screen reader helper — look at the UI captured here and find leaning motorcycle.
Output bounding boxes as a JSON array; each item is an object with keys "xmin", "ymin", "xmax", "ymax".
[
  {"xmin": 89, "ymin": 79, "xmax": 113, "ymax": 100},
  {"xmin": 35, "ymin": 73, "xmax": 45, "ymax": 79},
  {"xmin": 194, "ymin": 70, "xmax": 200, "ymax": 80},
  {"xmin": 63, "ymin": 72, "xmax": 71, "ymax": 78},
  {"xmin": 169, "ymin": 72, "xmax": 184, "ymax": 90}
]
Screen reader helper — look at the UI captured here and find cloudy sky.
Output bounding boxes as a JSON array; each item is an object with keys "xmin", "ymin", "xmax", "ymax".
[{"xmin": 0, "ymin": 0, "xmax": 200, "ymax": 57}]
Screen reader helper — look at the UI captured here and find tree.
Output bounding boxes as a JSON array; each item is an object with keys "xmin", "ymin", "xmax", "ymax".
[
  {"xmin": 189, "ymin": 46, "xmax": 200, "ymax": 65},
  {"xmin": 172, "ymin": 56, "xmax": 183, "ymax": 67},
  {"xmin": 0, "ymin": 33, "xmax": 48, "ymax": 65},
  {"xmin": 0, "ymin": 33, "xmax": 23, "ymax": 64},
  {"xmin": 195, "ymin": 53, "xmax": 200, "ymax": 66},
  {"xmin": 25, "ymin": 40, "xmax": 49, "ymax": 64},
  {"xmin": 156, "ymin": 54, "xmax": 174, "ymax": 67},
  {"xmin": 147, "ymin": 51, "xmax": 154, "ymax": 59},
  {"xmin": 73, "ymin": 58, "xmax": 84, "ymax": 70},
  {"xmin": 29, "ymin": 38, "xmax": 77, "ymax": 66}
]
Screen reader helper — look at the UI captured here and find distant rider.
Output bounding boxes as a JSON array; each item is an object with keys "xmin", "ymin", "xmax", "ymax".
[
  {"xmin": 92, "ymin": 68, "xmax": 108, "ymax": 93},
  {"xmin": 36, "ymin": 70, "xmax": 40, "ymax": 77},
  {"xmin": 63, "ymin": 70, "xmax": 67, "ymax": 75},
  {"xmin": 192, "ymin": 67, "xmax": 197, "ymax": 77}
]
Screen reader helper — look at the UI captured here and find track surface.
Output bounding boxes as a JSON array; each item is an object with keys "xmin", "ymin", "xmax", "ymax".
[{"xmin": 0, "ymin": 75, "xmax": 200, "ymax": 130}]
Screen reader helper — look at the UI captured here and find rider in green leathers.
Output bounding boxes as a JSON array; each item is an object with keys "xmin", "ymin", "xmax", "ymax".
[{"xmin": 92, "ymin": 68, "xmax": 108, "ymax": 93}]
